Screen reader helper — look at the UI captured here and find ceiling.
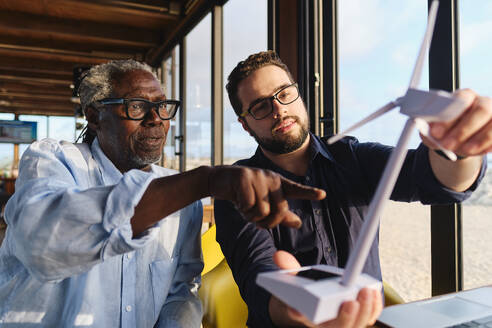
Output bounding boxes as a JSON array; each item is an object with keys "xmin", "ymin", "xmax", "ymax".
[{"xmin": 0, "ymin": 0, "xmax": 211, "ymax": 117}]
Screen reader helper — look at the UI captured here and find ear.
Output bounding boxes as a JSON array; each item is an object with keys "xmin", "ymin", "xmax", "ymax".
[
  {"xmin": 85, "ymin": 105, "xmax": 100, "ymax": 132},
  {"xmin": 238, "ymin": 117, "xmax": 254, "ymax": 137}
]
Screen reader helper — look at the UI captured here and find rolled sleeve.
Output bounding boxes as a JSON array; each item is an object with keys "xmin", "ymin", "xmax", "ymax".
[
  {"xmin": 4, "ymin": 139, "xmax": 163, "ymax": 281},
  {"xmin": 100, "ymin": 169, "xmax": 160, "ymax": 260},
  {"xmin": 411, "ymin": 144, "xmax": 487, "ymax": 204}
]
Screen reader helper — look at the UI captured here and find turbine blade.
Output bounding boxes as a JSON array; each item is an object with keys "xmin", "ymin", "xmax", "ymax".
[
  {"xmin": 414, "ymin": 118, "xmax": 457, "ymax": 161},
  {"xmin": 408, "ymin": 0, "xmax": 439, "ymax": 89},
  {"xmin": 327, "ymin": 101, "xmax": 399, "ymax": 144}
]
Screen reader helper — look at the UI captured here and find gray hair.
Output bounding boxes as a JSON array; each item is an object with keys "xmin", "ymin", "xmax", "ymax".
[
  {"xmin": 78, "ymin": 59, "xmax": 157, "ymax": 144},
  {"xmin": 79, "ymin": 59, "xmax": 157, "ymax": 112}
]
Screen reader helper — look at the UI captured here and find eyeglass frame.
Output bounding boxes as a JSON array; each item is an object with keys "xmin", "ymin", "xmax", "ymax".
[
  {"xmin": 239, "ymin": 82, "xmax": 300, "ymax": 120},
  {"xmin": 94, "ymin": 98, "xmax": 180, "ymax": 121}
]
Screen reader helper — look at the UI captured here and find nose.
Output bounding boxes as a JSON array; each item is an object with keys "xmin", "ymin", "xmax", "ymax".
[
  {"xmin": 271, "ymin": 97, "xmax": 287, "ymax": 119},
  {"xmin": 142, "ymin": 106, "xmax": 162, "ymax": 126}
]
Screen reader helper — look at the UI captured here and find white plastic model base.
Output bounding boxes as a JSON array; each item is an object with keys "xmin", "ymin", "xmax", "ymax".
[{"xmin": 256, "ymin": 265, "xmax": 382, "ymax": 324}]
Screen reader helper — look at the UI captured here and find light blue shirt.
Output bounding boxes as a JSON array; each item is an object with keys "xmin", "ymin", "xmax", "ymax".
[{"xmin": 0, "ymin": 138, "xmax": 203, "ymax": 327}]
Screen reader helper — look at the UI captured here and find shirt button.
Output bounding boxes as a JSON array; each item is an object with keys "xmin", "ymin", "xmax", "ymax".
[
  {"xmin": 305, "ymin": 176, "xmax": 311, "ymax": 182},
  {"xmin": 127, "ymin": 253, "xmax": 133, "ymax": 260},
  {"xmin": 126, "ymin": 305, "xmax": 132, "ymax": 312},
  {"xmin": 314, "ymin": 209, "xmax": 321, "ymax": 215}
]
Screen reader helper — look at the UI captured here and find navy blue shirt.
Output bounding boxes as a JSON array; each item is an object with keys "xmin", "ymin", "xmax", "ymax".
[{"xmin": 214, "ymin": 134, "xmax": 485, "ymax": 327}]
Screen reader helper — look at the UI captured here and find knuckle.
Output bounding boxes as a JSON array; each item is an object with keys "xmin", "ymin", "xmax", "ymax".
[
  {"xmin": 258, "ymin": 204, "xmax": 270, "ymax": 217},
  {"xmin": 456, "ymin": 88, "xmax": 475, "ymax": 99},
  {"xmin": 240, "ymin": 198, "xmax": 255, "ymax": 211},
  {"xmin": 479, "ymin": 97, "xmax": 492, "ymax": 115},
  {"xmin": 239, "ymin": 167, "xmax": 252, "ymax": 179}
]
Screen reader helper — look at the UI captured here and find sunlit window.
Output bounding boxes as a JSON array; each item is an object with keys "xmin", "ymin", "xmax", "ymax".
[
  {"xmin": 18, "ymin": 115, "xmax": 48, "ymax": 158},
  {"xmin": 48, "ymin": 116, "xmax": 75, "ymax": 142},
  {"xmin": 161, "ymin": 46, "xmax": 180, "ymax": 171},
  {"xmin": 459, "ymin": 0, "xmax": 492, "ymax": 291},
  {"xmin": 185, "ymin": 14, "xmax": 212, "ymax": 170},
  {"xmin": 223, "ymin": 0, "xmax": 267, "ymax": 164},
  {"xmin": 339, "ymin": 0, "xmax": 430, "ymax": 302},
  {"xmin": 0, "ymin": 114, "xmax": 17, "ymax": 176}
]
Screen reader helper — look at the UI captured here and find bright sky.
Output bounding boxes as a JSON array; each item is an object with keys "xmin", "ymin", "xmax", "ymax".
[{"xmin": 339, "ymin": 0, "xmax": 492, "ymax": 147}]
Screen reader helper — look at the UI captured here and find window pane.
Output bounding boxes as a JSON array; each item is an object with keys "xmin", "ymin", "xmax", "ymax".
[
  {"xmin": 0, "ymin": 144, "xmax": 13, "ymax": 177},
  {"xmin": 0, "ymin": 113, "xmax": 14, "ymax": 120},
  {"xmin": 18, "ymin": 115, "xmax": 48, "ymax": 158},
  {"xmin": 162, "ymin": 46, "xmax": 181, "ymax": 170},
  {"xmin": 339, "ymin": 0, "xmax": 430, "ymax": 302},
  {"xmin": 185, "ymin": 14, "xmax": 211, "ymax": 170},
  {"xmin": 459, "ymin": 0, "xmax": 492, "ymax": 291},
  {"xmin": 223, "ymin": 0, "xmax": 267, "ymax": 164},
  {"xmin": 48, "ymin": 116, "xmax": 75, "ymax": 142},
  {"xmin": 19, "ymin": 115, "xmax": 47, "ymax": 140}
]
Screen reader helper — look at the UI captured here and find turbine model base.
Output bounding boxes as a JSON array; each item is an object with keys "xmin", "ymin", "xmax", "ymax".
[{"xmin": 256, "ymin": 265, "xmax": 382, "ymax": 324}]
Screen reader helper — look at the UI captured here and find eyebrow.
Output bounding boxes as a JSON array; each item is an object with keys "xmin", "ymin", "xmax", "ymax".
[
  {"xmin": 120, "ymin": 92, "xmax": 166, "ymax": 100},
  {"xmin": 247, "ymin": 82, "xmax": 292, "ymax": 110}
]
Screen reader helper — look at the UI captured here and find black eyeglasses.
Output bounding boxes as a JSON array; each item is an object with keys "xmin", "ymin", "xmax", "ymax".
[
  {"xmin": 240, "ymin": 82, "xmax": 300, "ymax": 120},
  {"xmin": 96, "ymin": 98, "xmax": 180, "ymax": 120}
]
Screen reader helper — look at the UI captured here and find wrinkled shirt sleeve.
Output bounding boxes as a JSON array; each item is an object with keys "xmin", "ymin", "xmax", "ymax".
[
  {"xmin": 4, "ymin": 139, "xmax": 158, "ymax": 283},
  {"xmin": 155, "ymin": 201, "xmax": 204, "ymax": 327},
  {"xmin": 350, "ymin": 140, "xmax": 487, "ymax": 203}
]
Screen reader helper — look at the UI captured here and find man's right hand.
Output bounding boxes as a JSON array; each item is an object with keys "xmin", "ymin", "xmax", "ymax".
[
  {"xmin": 208, "ymin": 166, "xmax": 326, "ymax": 229},
  {"xmin": 269, "ymin": 251, "xmax": 383, "ymax": 327}
]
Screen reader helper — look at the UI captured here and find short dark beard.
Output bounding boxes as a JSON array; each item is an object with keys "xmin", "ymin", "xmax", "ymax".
[{"xmin": 247, "ymin": 116, "xmax": 310, "ymax": 154}]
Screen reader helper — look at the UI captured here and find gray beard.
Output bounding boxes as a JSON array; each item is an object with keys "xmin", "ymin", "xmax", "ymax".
[
  {"xmin": 248, "ymin": 116, "xmax": 310, "ymax": 154},
  {"xmin": 125, "ymin": 150, "xmax": 161, "ymax": 168}
]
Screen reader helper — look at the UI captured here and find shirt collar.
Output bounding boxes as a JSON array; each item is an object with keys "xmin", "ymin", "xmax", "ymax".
[
  {"xmin": 251, "ymin": 132, "xmax": 336, "ymax": 174},
  {"xmin": 91, "ymin": 138, "xmax": 160, "ymax": 184},
  {"xmin": 308, "ymin": 132, "xmax": 335, "ymax": 162},
  {"xmin": 91, "ymin": 137, "xmax": 123, "ymax": 185}
]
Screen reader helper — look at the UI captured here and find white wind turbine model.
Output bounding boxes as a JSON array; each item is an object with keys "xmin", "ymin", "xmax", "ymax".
[{"xmin": 257, "ymin": 1, "xmax": 469, "ymax": 324}]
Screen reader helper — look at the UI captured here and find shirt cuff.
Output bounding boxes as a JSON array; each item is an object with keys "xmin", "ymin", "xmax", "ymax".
[
  {"xmin": 100, "ymin": 169, "xmax": 159, "ymax": 259},
  {"xmin": 416, "ymin": 144, "xmax": 487, "ymax": 204}
]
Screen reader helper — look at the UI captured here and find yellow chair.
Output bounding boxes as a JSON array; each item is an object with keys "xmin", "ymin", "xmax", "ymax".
[
  {"xmin": 201, "ymin": 224, "xmax": 224, "ymax": 276},
  {"xmin": 383, "ymin": 281, "xmax": 405, "ymax": 306},
  {"xmin": 200, "ymin": 225, "xmax": 248, "ymax": 328},
  {"xmin": 200, "ymin": 225, "xmax": 404, "ymax": 327}
]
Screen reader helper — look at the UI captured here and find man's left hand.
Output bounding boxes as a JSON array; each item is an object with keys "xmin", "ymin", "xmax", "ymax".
[
  {"xmin": 426, "ymin": 89, "xmax": 492, "ymax": 156},
  {"xmin": 268, "ymin": 251, "xmax": 382, "ymax": 328}
]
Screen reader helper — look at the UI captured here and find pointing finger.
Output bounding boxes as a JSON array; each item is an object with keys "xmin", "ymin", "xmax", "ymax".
[{"xmin": 280, "ymin": 177, "xmax": 326, "ymax": 200}]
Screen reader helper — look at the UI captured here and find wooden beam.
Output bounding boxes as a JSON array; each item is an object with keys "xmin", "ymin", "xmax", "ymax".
[
  {"xmin": 0, "ymin": 97, "xmax": 74, "ymax": 108},
  {"xmin": 0, "ymin": 0, "xmax": 180, "ymax": 29},
  {"xmin": 0, "ymin": 82, "xmax": 72, "ymax": 96},
  {"xmin": 0, "ymin": 92, "xmax": 71, "ymax": 102},
  {"xmin": 0, "ymin": 48, "xmax": 118, "ymax": 65},
  {"xmin": 0, "ymin": 75, "xmax": 71, "ymax": 86},
  {"xmin": 0, "ymin": 56, "xmax": 76, "ymax": 74},
  {"xmin": 0, "ymin": 43, "xmax": 137, "ymax": 62},
  {"xmin": 0, "ymin": 34, "xmax": 149, "ymax": 55},
  {"xmin": 0, "ymin": 69, "xmax": 72, "ymax": 81},
  {"xmin": 146, "ymin": 0, "xmax": 210, "ymax": 66},
  {"xmin": 0, "ymin": 107, "xmax": 74, "ymax": 116},
  {"xmin": 0, "ymin": 101, "xmax": 74, "ymax": 112},
  {"xmin": 0, "ymin": 66, "xmax": 72, "ymax": 78},
  {"xmin": 0, "ymin": 11, "xmax": 160, "ymax": 49},
  {"xmin": 83, "ymin": 0, "xmax": 182, "ymax": 16}
]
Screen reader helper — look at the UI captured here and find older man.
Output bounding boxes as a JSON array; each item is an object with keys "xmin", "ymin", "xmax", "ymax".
[
  {"xmin": 214, "ymin": 51, "xmax": 489, "ymax": 328},
  {"xmin": 0, "ymin": 59, "xmax": 324, "ymax": 327}
]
